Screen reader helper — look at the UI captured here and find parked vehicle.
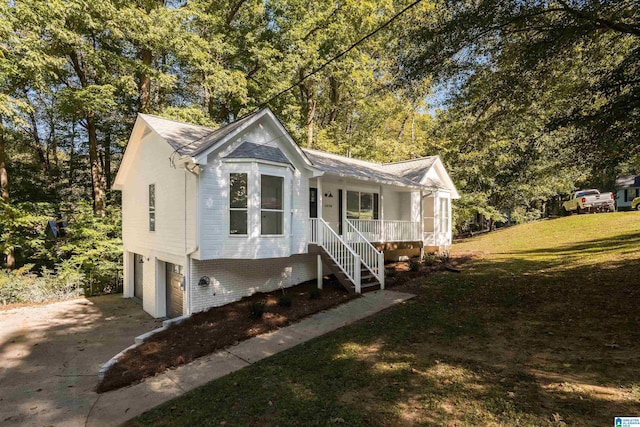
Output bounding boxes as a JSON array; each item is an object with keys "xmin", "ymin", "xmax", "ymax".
[
  {"xmin": 632, "ymin": 197, "xmax": 640, "ymax": 211},
  {"xmin": 563, "ymin": 189, "xmax": 615, "ymax": 214}
]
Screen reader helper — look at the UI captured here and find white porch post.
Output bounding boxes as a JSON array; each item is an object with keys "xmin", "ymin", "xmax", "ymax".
[
  {"xmin": 342, "ymin": 178, "xmax": 347, "ymax": 236},
  {"xmin": 317, "ymin": 178, "xmax": 323, "ymax": 220},
  {"xmin": 316, "ymin": 178, "xmax": 324, "ymax": 289},
  {"xmin": 379, "ymin": 185, "xmax": 384, "ymax": 242},
  {"xmin": 419, "ymin": 190, "xmax": 424, "ymax": 258},
  {"xmin": 317, "ymin": 254, "xmax": 323, "ymax": 289}
]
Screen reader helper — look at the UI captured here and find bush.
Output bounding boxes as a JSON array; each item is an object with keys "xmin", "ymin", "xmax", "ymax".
[
  {"xmin": 0, "ymin": 201, "xmax": 123, "ymax": 297},
  {"xmin": 249, "ymin": 301, "xmax": 265, "ymax": 319},
  {"xmin": 0, "ymin": 266, "xmax": 83, "ymax": 305},
  {"xmin": 423, "ymin": 252, "xmax": 437, "ymax": 266},
  {"xmin": 385, "ymin": 267, "xmax": 397, "ymax": 278},
  {"xmin": 409, "ymin": 259, "xmax": 421, "ymax": 272},
  {"xmin": 309, "ymin": 288, "xmax": 322, "ymax": 300},
  {"xmin": 278, "ymin": 293, "xmax": 293, "ymax": 307},
  {"xmin": 438, "ymin": 251, "xmax": 451, "ymax": 264}
]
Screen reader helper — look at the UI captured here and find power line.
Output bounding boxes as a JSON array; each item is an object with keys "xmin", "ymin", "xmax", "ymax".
[{"xmin": 257, "ymin": 0, "xmax": 425, "ymax": 109}]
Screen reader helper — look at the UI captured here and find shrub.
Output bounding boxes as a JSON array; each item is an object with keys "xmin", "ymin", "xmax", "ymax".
[
  {"xmin": 423, "ymin": 252, "xmax": 437, "ymax": 266},
  {"xmin": 0, "ymin": 266, "xmax": 83, "ymax": 305},
  {"xmin": 249, "ymin": 301, "xmax": 265, "ymax": 319},
  {"xmin": 409, "ymin": 259, "xmax": 421, "ymax": 272},
  {"xmin": 438, "ymin": 251, "xmax": 451, "ymax": 264},
  {"xmin": 309, "ymin": 288, "xmax": 322, "ymax": 300},
  {"xmin": 385, "ymin": 267, "xmax": 397, "ymax": 278},
  {"xmin": 278, "ymin": 293, "xmax": 293, "ymax": 307}
]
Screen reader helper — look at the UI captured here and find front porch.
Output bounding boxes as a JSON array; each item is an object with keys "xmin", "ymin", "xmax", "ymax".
[{"xmin": 305, "ymin": 175, "xmax": 451, "ymax": 295}]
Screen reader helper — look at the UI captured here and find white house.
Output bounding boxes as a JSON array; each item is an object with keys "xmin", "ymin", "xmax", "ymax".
[
  {"xmin": 113, "ymin": 108, "xmax": 459, "ymax": 318},
  {"xmin": 615, "ymin": 175, "xmax": 640, "ymax": 209}
]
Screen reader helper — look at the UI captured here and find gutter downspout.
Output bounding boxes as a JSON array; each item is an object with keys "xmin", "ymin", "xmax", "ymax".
[{"xmin": 184, "ymin": 164, "xmax": 200, "ymax": 316}]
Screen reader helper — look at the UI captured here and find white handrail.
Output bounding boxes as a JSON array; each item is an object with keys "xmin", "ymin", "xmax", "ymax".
[
  {"xmin": 349, "ymin": 219, "xmax": 420, "ymax": 242},
  {"xmin": 344, "ymin": 219, "xmax": 384, "ymax": 288},
  {"xmin": 315, "ymin": 218, "xmax": 361, "ymax": 292}
]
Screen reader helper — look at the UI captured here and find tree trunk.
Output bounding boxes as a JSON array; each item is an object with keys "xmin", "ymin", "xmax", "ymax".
[
  {"xmin": 87, "ymin": 115, "xmax": 106, "ymax": 217},
  {"xmin": 306, "ymin": 92, "xmax": 315, "ymax": 149},
  {"xmin": 329, "ymin": 76, "xmax": 340, "ymax": 124},
  {"xmin": 298, "ymin": 70, "xmax": 316, "ymax": 149},
  {"xmin": 103, "ymin": 130, "xmax": 111, "ymax": 193},
  {"xmin": 0, "ymin": 119, "xmax": 15, "ymax": 270},
  {"xmin": 0, "ymin": 120, "xmax": 8, "ymax": 203},
  {"xmin": 139, "ymin": 47, "xmax": 152, "ymax": 113}
]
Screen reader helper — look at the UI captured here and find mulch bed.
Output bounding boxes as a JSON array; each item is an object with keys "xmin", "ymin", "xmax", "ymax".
[
  {"xmin": 97, "ymin": 279, "xmax": 357, "ymax": 393},
  {"xmin": 97, "ymin": 256, "xmax": 468, "ymax": 393}
]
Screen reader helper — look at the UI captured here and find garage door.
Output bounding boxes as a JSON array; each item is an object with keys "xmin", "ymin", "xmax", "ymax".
[
  {"xmin": 166, "ymin": 263, "xmax": 184, "ymax": 318},
  {"xmin": 133, "ymin": 254, "xmax": 143, "ymax": 300}
]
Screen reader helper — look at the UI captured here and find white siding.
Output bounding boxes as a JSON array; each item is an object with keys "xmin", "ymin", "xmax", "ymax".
[
  {"xmin": 398, "ymin": 193, "xmax": 412, "ymax": 221},
  {"xmin": 382, "ymin": 191, "xmax": 401, "ymax": 220},
  {"xmin": 197, "ymin": 118, "xmax": 311, "ymax": 260},
  {"xmin": 121, "ymin": 132, "xmax": 196, "ymax": 317},
  {"xmin": 189, "ymin": 254, "xmax": 316, "ymax": 312},
  {"xmin": 121, "ymin": 132, "xmax": 197, "ymax": 256}
]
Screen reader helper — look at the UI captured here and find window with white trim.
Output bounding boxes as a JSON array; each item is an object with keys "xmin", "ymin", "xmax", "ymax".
[
  {"xmin": 229, "ymin": 173, "xmax": 248, "ymax": 235},
  {"xmin": 439, "ymin": 197, "xmax": 450, "ymax": 233},
  {"xmin": 149, "ymin": 184, "xmax": 155, "ymax": 231},
  {"xmin": 346, "ymin": 191, "xmax": 378, "ymax": 220},
  {"xmin": 261, "ymin": 175, "xmax": 283, "ymax": 235}
]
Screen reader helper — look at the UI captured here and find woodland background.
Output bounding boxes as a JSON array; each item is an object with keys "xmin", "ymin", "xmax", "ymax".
[{"xmin": 0, "ymin": 0, "xmax": 638, "ymax": 299}]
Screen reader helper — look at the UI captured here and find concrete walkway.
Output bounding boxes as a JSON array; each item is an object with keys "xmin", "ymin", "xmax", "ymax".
[
  {"xmin": 0, "ymin": 295, "xmax": 162, "ymax": 427},
  {"xmin": 86, "ymin": 290, "xmax": 414, "ymax": 426}
]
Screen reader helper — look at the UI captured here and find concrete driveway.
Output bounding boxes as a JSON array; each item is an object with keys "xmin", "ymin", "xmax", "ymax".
[{"xmin": 0, "ymin": 295, "xmax": 161, "ymax": 427}]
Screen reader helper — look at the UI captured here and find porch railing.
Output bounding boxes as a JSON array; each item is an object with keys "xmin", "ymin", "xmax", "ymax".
[
  {"xmin": 311, "ymin": 218, "xmax": 362, "ymax": 293},
  {"xmin": 348, "ymin": 219, "xmax": 421, "ymax": 242},
  {"xmin": 344, "ymin": 220, "xmax": 384, "ymax": 289}
]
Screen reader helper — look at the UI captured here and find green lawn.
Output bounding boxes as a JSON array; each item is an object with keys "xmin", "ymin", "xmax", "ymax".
[{"xmin": 129, "ymin": 213, "xmax": 640, "ymax": 426}]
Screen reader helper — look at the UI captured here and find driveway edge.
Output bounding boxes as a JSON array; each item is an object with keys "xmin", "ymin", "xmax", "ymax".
[{"xmin": 86, "ymin": 290, "xmax": 415, "ymax": 427}]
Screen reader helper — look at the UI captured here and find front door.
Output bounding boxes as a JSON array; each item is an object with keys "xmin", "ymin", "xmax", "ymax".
[
  {"xmin": 133, "ymin": 253, "xmax": 143, "ymax": 301},
  {"xmin": 310, "ymin": 188, "xmax": 318, "ymax": 218},
  {"xmin": 166, "ymin": 263, "xmax": 184, "ymax": 318}
]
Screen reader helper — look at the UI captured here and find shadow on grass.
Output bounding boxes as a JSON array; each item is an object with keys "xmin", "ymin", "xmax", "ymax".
[
  {"xmin": 509, "ymin": 231, "xmax": 640, "ymax": 257},
  {"xmin": 128, "ymin": 249, "xmax": 640, "ymax": 426}
]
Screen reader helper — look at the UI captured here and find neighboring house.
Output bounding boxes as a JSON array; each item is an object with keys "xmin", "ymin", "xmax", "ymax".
[
  {"xmin": 113, "ymin": 108, "xmax": 459, "ymax": 318},
  {"xmin": 615, "ymin": 175, "xmax": 640, "ymax": 209}
]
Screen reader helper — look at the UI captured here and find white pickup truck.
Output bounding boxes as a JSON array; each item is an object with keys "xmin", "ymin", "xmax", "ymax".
[{"xmin": 563, "ymin": 189, "xmax": 615, "ymax": 214}]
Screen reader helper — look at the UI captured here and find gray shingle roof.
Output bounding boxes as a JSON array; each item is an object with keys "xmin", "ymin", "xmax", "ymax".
[
  {"xmin": 139, "ymin": 111, "xmax": 447, "ymax": 190},
  {"xmin": 139, "ymin": 110, "xmax": 262, "ymax": 157},
  {"xmin": 302, "ymin": 149, "xmax": 444, "ymax": 189},
  {"xmin": 381, "ymin": 157, "xmax": 438, "ymax": 183},
  {"xmin": 224, "ymin": 141, "xmax": 291, "ymax": 165}
]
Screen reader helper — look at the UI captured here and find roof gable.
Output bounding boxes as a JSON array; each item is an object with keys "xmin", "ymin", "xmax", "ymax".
[{"xmin": 138, "ymin": 111, "xmax": 261, "ymax": 157}]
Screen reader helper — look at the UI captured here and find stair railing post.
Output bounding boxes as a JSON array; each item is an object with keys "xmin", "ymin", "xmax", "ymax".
[
  {"xmin": 355, "ymin": 255, "xmax": 361, "ymax": 294},
  {"xmin": 378, "ymin": 251, "xmax": 385, "ymax": 290}
]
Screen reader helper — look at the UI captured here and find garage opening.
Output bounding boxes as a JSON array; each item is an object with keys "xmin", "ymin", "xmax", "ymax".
[
  {"xmin": 133, "ymin": 253, "xmax": 144, "ymax": 302},
  {"xmin": 166, "ymin": 263, "xmax": 184, "ymax": 318}
]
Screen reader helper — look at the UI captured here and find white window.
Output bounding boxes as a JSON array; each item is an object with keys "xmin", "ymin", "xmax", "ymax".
[
  {"xmin": 347, "ymin": 191, "xmax": 378, "ymax": 220},
  {"xmin": 149, "ymin": 184, "xmax": 155, "ymax": 231},
  {"xmin": 230, "ymin": 173, "xmax": 248, "ymax": 235},
  {"xmin": 439, "ymin": 197, "xmax": 450, "ymax": 232},
  {"xmin": 261, "ymin": 175, "xmax": 283, "ymax": 235}
]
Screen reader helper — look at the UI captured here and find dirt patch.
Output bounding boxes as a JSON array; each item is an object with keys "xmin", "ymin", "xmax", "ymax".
[
  {"xmin": 383, "ymin": 253, "xmax": 476, "ymax": 290},
  {"xmin": 97, "ymin": 280, "xmax": 357, "ymax": 393}
]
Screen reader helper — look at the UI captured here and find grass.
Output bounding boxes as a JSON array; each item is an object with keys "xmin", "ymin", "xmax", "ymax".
[{"xmin": 128, "ymin": 212, "xmax": 640, "ymax": 426}]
